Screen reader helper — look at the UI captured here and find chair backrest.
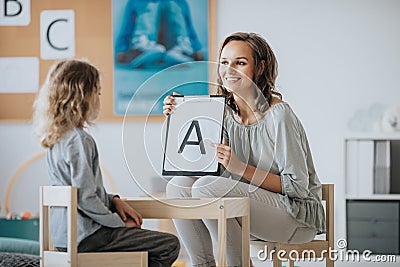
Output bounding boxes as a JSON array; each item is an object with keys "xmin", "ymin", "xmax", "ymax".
[
  {"xmin": 321, "ymin": 184, "xmax": 334, "ymax": 245},
  {"xmin": 40, "ymin": 186, "xmax": 78, "ymax": 266},
  {"xmin": 40, "ymin": 186, "xmax": 149, "ymax": 267}
]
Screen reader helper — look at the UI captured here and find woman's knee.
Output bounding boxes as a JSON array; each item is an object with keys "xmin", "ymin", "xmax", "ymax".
[
  {"xmin": 192, "ymin": 176, "xmax": 223, "ymax": 198},
  {"xmin": 166, "ymin": 176, "xmax": 195, "ymax": 198}
]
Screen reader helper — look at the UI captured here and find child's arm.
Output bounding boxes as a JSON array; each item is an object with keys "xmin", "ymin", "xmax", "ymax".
[
  {"xmin": 112, "ymin": 197, "xmax": 142, "ymax": 227},
  {"xmin": 66, "ymin": 135, "xmax": 125, "ymax": 228}
]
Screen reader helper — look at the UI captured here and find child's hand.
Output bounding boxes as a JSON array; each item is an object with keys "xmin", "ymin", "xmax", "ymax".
[
  {"xmin": 124, "ymin": 217, "xmax": 141, "ymax": 229},
  {"xmin": 162, "ymin": 92, "xmax": 181, "ymax": 116},
  {"xmin": 113, "ymin": 198, "xmax": 143, "ymax": 227}
]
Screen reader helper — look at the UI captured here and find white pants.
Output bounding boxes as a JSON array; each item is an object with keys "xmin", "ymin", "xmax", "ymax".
[{"xmin": 166, "ymin": 176, "xmax": 317, "ymax": 267}]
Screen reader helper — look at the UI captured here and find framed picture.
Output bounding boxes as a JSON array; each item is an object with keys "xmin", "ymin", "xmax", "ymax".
[{"xmin": 112, "ymin": 0, "xmax": 215, "ymax": 116}]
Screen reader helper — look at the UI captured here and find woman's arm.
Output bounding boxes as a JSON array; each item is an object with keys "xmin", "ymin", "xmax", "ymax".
[
  {"xmin": 241, "ymin": 164, "xmax": 282, "ymax": 193},
  {"xmin": 271, "ymin": 105, "xmax": 311, "ymax": 198}
]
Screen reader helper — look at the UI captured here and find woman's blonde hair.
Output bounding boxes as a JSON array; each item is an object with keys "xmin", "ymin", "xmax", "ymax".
[
  {"xmin": 33, "ymin": 59, "xmax": 100, "ymax": 148},
  {"xmin": 217, "ymin": 32, "xmax": 282, "ymax": 115}
]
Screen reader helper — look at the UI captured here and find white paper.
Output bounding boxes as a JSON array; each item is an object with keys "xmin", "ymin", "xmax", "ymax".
[
  {"xmin": 163, "ymin": 96, "xmax": 225, "ymax": 174},
  {"xmin": 0, "ymin": 0, "xmax": 30, "ymax": 26},
  {"xmin": 0, "ymin": 57, "xmax": 39, "ymax": 93},
  {"xmin": 40, "ymin": 10, "xmax": 75, "ymax": 59}
]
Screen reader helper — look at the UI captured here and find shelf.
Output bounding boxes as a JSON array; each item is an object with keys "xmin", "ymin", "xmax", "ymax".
[
  {"xmin": 345, "ymin": 136, "xmax": 400, "ymax": 255},
  {"xmin": 346, "ymin": 194, "xmax": 400, "ymax": 200},
  {"xmin": 345, "ymin": 132, "xmax": 400, "ymax": 141}
]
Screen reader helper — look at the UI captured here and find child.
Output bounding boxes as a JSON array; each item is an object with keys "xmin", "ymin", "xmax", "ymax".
[{"xmin": 33, "ymin": 59, "xmax": 180, "ymax": 267}]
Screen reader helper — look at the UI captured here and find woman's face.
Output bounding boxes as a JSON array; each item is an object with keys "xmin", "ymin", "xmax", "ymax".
[{"xmin": 219, "ymin": 40, "xmax": 255, "ymax": 93}]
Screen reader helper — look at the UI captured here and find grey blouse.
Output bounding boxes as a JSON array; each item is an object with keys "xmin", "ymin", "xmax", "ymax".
[
  {"xmin": 46, "ymin": 128, "xmax": 124, "ymax": 248},
  {"xmin": 223, "ymin": 102, "xmax": 326, "ymax": 234}
]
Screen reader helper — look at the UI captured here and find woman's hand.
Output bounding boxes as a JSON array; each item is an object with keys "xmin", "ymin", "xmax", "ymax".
[
  {"xmin": 113, "ymin": 197, "xmax": 142, "ymax": 228},
  {"xmin": 215, "ymin": 140, "xmax": 283, "ymax": 193},
  {"xmin": 162, "ymin": 92, "xmax": 181, "ymax": 116},
  {"xmin": 214, "ymin": 139, "xmax": 246, "ymax": 176}
]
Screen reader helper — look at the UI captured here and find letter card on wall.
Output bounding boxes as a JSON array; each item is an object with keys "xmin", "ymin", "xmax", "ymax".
[{"xmin": 162, "ymin": 95, "xmax": 225, "ymax": 176}]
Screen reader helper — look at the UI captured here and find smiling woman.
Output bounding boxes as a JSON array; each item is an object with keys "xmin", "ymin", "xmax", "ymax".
[{"xmin": 163, "ymin": 32, "xmax": 326, "ymax": 267}]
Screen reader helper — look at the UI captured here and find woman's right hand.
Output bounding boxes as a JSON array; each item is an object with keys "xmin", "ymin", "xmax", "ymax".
[{"xmin": 162, "ymin": 92, "xmax": 181, "ymax": 117}]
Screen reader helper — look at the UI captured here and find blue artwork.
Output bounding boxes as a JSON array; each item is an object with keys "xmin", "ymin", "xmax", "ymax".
[{"xmin": 112, "ymin": 0, "xmax": 210, "ymax": 115}]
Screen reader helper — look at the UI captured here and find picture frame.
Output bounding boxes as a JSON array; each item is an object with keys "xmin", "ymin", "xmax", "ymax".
[{"xmin": 111, "ymin": 0, "xmax": 216, "ymax": 117}]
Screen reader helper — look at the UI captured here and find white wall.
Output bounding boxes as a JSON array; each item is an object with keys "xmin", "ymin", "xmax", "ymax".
[{"xmin": 1, "ymin": 0, "xmax": 400, "ymax": 256}]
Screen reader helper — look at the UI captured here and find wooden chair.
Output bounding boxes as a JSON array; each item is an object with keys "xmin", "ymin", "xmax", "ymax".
[
  {"xmin": 251, "ymin": 184, "xmax": 334, "ymax": 267},
  {"xmin": 39, "ymin": 186, "xmax": 148, "ymax": 267}
]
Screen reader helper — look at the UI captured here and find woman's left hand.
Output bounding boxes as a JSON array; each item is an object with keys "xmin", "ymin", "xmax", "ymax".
[
  {"xmin": 214, "ymin": 139, "xmax": 246, "ymax": 175},
  {"xmin": 113, "ymin": 197, "xmax": 143, "ymax": 227}
]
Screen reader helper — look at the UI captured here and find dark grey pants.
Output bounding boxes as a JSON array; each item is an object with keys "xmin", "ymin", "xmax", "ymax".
[{"xmin": 59, "ymin": 227, "xmax": 180, "ymax": 267}]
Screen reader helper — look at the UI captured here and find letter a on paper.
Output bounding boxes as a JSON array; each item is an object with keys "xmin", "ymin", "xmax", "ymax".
[{"xmin": 178, "ymin": 120, "xmax": 206, "ymax": 154}]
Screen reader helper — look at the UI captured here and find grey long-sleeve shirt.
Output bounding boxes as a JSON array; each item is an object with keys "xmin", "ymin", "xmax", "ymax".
[
  {"xmin": 46, "ymin": 128, "xmax": 124, "ymax": 248},
  {"xmin": 223, "ymin": 102, "xmax": 326, "ymax": 234}
]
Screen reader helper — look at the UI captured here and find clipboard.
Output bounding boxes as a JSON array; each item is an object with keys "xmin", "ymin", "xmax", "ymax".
[{"xmin": 162, "ymin": 95, "xmax": 226, "ymax": 176}]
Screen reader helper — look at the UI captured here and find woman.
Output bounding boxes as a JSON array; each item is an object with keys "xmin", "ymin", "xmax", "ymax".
[{"xmin": 163, "ymin": 32, "xmax": 325, "ymax": 267}]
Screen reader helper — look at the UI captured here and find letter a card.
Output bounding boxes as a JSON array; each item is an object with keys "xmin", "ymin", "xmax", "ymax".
[{"xmin": 162, "ymin": 95, "xmax": 225, "ymax": 176}]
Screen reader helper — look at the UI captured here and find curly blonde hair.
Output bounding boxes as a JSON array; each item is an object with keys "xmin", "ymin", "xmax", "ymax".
[
  {"xmin": 33, "ymin": 59, "xmax": 100, "ymax": 148},
  {"xmin": 217, "ymin": 32, "xmax": 282, "ymax": 115}
]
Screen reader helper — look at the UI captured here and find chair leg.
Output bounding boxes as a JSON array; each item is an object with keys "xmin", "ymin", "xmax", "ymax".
[
  {"xmin": 272, "ymin": 256, "xmax": 281, "ymax": 267},
  {"xmin": 326, "ymin": 257, "xmax": 334, "ymax": 267}
]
